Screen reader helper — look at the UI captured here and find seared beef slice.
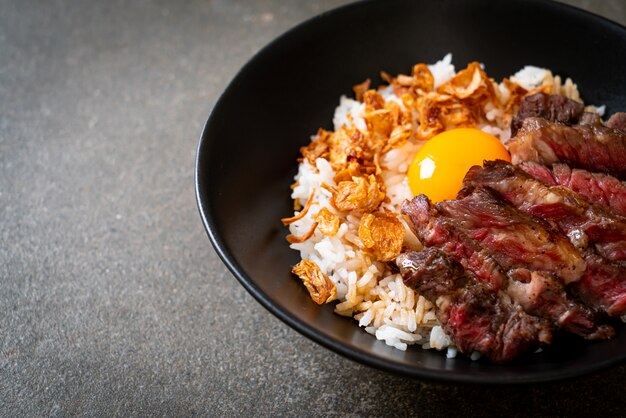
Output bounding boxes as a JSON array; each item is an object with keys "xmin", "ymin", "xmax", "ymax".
[
  {"xmin": 460, "ymin": 160, "xmax": 626, "ymax": 262},
  {"xmin": 461, "ymin": 161, "xmax": 626, "ymax": 317},
  {"xmin": 510, "ymin": 93, "xmax": 584, "ymax": 136},
  {"xmin": 520, "ymin": 162, "xmax": 626, "ymax": 217},
  {"xmin": 573, "ymin": 253, "xmax": 626, "ymax": 317},
  {"xmin": 439, "ymin": 187, "xmax": 585, "ymax": 283},
  {"xmin": 509, "ymin": 117, "xmax": 626, "ymax": 180},
  {"xmin": 402, "ymin": 195, "xmax": 507, "ymax": 292},
  {"xmin": 404, "ymin": 191, "xmax": 611, "ymax": 339},
  {"xmin": 397, "ymin": 248, "xmax": 552, "ymax": 362},
  {"xmin": 505, "ymin": 270, "xmax": 613, "ymax": 340}
]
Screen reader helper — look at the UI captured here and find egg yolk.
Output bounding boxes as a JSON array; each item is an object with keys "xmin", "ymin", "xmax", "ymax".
[{"xmin": 407, "ymin": 128, "xmax": 511, "ymax": 202}]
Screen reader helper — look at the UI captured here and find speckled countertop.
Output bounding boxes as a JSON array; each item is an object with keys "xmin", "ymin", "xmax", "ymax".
[{"xmin": 2, "ymin": 0, "xmax": 625, "ymax": 416}]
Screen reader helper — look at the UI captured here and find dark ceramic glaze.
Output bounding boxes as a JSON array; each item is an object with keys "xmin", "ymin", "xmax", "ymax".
[{"xmin": 196, "ymin": 0, "xmax": 626, "ymax": 383}]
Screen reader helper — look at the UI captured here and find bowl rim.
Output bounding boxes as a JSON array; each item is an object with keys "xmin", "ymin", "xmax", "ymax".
[{"xmin": 195, "ymin": 0, "xmax": 626, "ymax": 384}]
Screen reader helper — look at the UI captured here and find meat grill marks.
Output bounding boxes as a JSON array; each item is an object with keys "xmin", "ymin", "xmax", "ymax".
[
  {"xmin": 520, "ymin": 161, "xmax": 626, "ymax": 217},
  {"xmin": 460, "ymin": 160, "xmax": 626, "ymax": 263},
  {"xmin": 510, "ymin": 93, "xmax": 584, "ymax": 137},
  {"xmin": 509, "ymin": 117, "xmax": 626, "ymax": 180},
  {"xmin": 397, "ymin": 248, "xmax": 553, "ymax": 362},
  {"xmin": 402, "ymin": 194, "xmax": 611, "ymax": 339}
]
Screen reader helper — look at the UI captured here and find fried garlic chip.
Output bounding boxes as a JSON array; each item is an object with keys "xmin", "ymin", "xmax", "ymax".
[
  {"xmin": 300, "ymin": 128, "xmax": 331, "ymax": 166},
  {"xmin": 414, "ymin": 93, "xmax": 451, "ymax": 140},
  {"xmin": 363, "ymin": 90, "xmax": 386, "ymax": 110},
  {"xmin": 415, "ymin": 92, "xmax": 482, "ymax": 140},
  {"xmin": 380, "ymin": 64, "xmax": 434, "ymax": 97},
  {"xmin": 437, "ymin": 61, "xmax": 497, "ymax": 102},
  {"xmin": 325, "ymin": 127, "xmax": 371, "ymax": 170},
  {"xmin": 333, "ymin": 175, "xmax": 385, "ymax": 213},
  {"xmin": 353, "ymin": 79, "xmax": 371, "ymax": 102},
  {"xmin": 362, "ymin": 91, "xmax": 413, "ymax": 153},
  {"xmin": 315, "ymin": 207, "xmax": 340, "ymax": 236},
  {"xmin": 358, "ymin": 212, "xmax": 404, "ymax": 261},
  {"xmin": 411, "ymin": 63, "xmax": 435, "ymax": 92},
  {"xmin": 333, "ymin": 160, "xmax": 370, "ymax": 183},
  {"xmin": 292, "ymin": 259, "xmax": 337, "ymax": 304},
  {"xmin": 386, "ymin": 122, "xmax": 413, "ymax": 153},
  {"xmin": 364, "ymin": 108, "xmax": 394, "ymax": 140}
]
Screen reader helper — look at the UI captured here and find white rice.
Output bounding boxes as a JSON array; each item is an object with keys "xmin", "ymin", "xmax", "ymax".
[
  {"xmin": 289, "ymin": 152, "xmax": 438, "ymax": 351},
  {"xmin": 428, "ymin": 52, "xmax": 455, "ymax": 88},
  {"xmin": 332, "ymin": 96, "xmax": 365, "ymax": 131},
  {"xmin": 289, "ymin": 54, "xmax": 585, "ymax": 357}
]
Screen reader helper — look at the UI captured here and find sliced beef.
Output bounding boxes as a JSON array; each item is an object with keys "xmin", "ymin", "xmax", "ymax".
[
  {"xmin": 397, "ymin": 248, "xmax": 553, "ymax": 362},
  {"xmin": 517, "ymin": 161, "xmax": 558, "ymax": 186},
  {"xmin": 402, "ymin": 195, "xmax": 507, "ymax": 292},
  {"xmin": 606, "ymin": 112, "xmax": 626, "ymax": 132},
  {"xmin": 571, "ymin": 253, "xmax": 626, "ymax": 317},
  {"xmin": 402, "ymin": 194, "xmax": 609, "ymax": 339},
  {"xmin": 508, "ymin": 117, "xmax": 626, "ymax": 180},
  {"xmin": 506, "ymin": 270, "xmax": 614, "ymax": 340},
  {"xmin": 460, "ymin": 161, "xmax": 626, "ymax": 317},
  {"xmin": 439, "ymin": 187, "xmax": 585, "ymax": 284},
  {"xmin": 520, "ymin": 162, "xmax": 626, "ymax": 217},
  {"xmin": 460, "ymin": 160, "xmax": 626, "ymax": 263},
  {"xmin": 398, "ymin": 247, "xmax": 467, "ymax": 299},
  {"xmin": 595, "ymin": 241, "xmax": 626, "ymax": 262},
  {"xmin": 510, "ymin": 93, "xmax": 584, "ymax": 136}
]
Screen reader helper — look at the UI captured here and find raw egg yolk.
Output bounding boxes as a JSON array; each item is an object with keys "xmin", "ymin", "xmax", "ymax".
[{"xmin": 407, "ymin": 128, "xmax": 511, "ymax": 202}]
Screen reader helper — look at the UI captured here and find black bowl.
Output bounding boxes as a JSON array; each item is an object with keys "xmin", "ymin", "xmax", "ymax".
[{"xmin": 196, "ymin": 0, "xmax": 626, "ymax": 383}]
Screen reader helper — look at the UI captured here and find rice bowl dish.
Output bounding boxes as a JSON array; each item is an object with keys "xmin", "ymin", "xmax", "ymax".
[{"xmin": 282, "ymin": 54, "xmax": 606, "ymax": 359}]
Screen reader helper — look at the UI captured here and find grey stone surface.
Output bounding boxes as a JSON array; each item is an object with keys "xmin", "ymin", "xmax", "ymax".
[{"xmin": 1, "ymin": 0, "xmax": 625, "ymax": 416}]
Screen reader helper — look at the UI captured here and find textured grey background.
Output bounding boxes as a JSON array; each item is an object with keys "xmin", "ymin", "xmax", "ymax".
[{"xmin": 1, "ymin": 0, "xmax": 625, "ymax": 416}]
